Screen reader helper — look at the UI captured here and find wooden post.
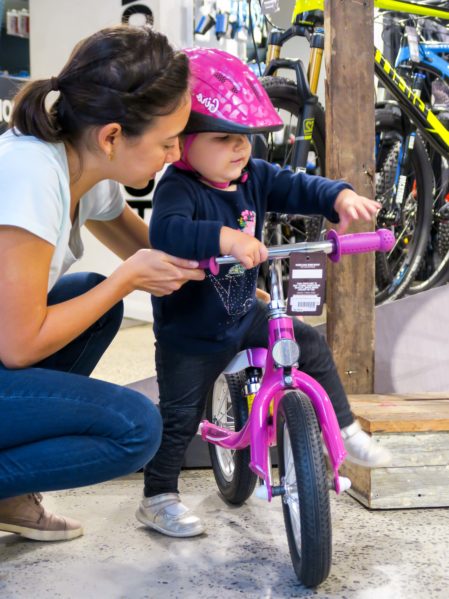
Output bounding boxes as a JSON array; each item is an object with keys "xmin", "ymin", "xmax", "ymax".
[{"xmin": 324, "ymin": 0, "xmax": 376, "ymax": 394}]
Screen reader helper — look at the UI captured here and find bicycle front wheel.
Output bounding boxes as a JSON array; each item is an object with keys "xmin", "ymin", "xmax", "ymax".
[
  {"xmin": 206, "ymin": 372, "xmax": 257, "ymax": 505},
  {"xmin": 277, "ymin": 391, "xmax": 331, "ymax": 587}
]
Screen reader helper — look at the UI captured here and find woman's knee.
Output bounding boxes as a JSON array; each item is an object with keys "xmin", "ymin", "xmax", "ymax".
[{"xmin": 118, "ymin": 389, "xmax": 162, "ymax": 471}]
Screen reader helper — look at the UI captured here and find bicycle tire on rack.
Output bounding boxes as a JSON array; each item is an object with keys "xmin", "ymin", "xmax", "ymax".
[
  {"xmin": 253, "ymin": 76, "xmax": 326, "ymax": 292},
  {"xmin": 206, "ymin": 372, "xmax": 257, "ymax": 505},
  {"xmin": 375, "ymin": 106, "xmax": 434, "ymax": 302},
  {"xmin": 407, "ymin": 143, "xmax": 449, "ymax": 293},
  {"xmin": 277, "ymin": 391, "xmax": 331, "ymax": 587}
]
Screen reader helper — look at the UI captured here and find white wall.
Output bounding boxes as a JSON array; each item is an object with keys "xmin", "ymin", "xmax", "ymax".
[
  {"xmin": 29, "ymin": 0, "xmax": 193, "ymax": 321},
  {"xmin": 29, "ymin": 0, "xmax": 193, "ymax": 78}
]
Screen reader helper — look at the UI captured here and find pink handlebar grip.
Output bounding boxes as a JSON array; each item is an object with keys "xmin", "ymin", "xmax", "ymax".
[
  {"xmin": 326, "ymin": 229, "xmax": 395, "ymax": 262},
  {"xmin": 198, "ymin": 257, "xmax": 219, "ymax": 275}
]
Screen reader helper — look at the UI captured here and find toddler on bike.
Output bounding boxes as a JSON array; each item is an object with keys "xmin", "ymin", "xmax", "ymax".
[{"xmin": 136, "ymin": 48, "xmax": 391, "ymax": 538}]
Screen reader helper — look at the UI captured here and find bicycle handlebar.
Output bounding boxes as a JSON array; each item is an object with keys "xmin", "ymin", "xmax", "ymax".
[{"xmin": 198, "ymin": 229, "xmax": 395, "ymax": 275}]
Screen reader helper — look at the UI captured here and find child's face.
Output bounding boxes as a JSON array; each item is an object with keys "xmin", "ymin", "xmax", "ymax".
[{"xmin": 187, "ymin": 133, "xmax": 252, "ymax": 185}]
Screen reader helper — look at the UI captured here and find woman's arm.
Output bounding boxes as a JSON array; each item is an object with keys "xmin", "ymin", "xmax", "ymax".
[
  {"xmin": 86, "ymin": 203, "xmax": 151, "ymax": 259},
  {"xmin": 0, "ymin": 226, "xmax": 204, "ymax": 368}
]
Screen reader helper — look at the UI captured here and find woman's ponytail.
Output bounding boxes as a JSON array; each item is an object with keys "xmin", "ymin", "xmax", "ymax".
[{"xmin": 10, "ymin": 79, "xmax": 61, "ymax": 142}]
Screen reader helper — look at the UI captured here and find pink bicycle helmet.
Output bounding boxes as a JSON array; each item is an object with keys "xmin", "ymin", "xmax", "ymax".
[
  {"xmin": 183, "ymin": 47, "xmax": 283, "ymax": 135},
  {"xmin": 173, "ymin": 48, "xmax": 283, "ymax": 188}
]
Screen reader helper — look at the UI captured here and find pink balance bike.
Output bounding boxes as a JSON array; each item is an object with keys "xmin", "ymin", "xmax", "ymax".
[{"xmin": 199, "ymin": 229, "xmax": 394, "ymax": 587}]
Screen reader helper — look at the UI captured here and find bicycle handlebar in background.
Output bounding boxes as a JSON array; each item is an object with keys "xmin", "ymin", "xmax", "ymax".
[{"xmin": 198, "ymin": 229, "xmax": 395, "ymax": 275}]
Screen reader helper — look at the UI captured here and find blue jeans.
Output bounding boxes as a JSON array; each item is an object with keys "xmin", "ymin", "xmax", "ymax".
[{"xmin": 0, "ymin": 272, "xmax": 162, "ymax": 500}]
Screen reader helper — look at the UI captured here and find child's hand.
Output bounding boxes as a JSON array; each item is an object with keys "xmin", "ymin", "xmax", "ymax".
[
  {"xmin": 220, "ymin": 226, "xmax": 268, "ymax": 269},
  {"xmin": 334, "ymin": 189, "xmax": 381, "ymax": 234}
]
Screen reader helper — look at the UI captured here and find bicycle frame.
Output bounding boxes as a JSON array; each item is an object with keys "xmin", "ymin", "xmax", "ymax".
[
  {"xmin": 266, "ymin": 0, "xmax": 449, "ymax": 165},
  {"xmin": 199, "ymin": 229, "xmax": 395, "ymax": 501},
  {"xmin": 200, "ymin": 248, "xmax": 345, "ymax": 501},
  {"xmin": 395, "ymin": 40, "xmax": 449, "ymax": 83}
]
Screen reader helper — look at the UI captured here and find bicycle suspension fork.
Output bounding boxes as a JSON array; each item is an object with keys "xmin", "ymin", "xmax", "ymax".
[
  {"xmin": 378, "ymin": 72, "xmax": 425, "ymax": 226},
  {"xmin": 264, "ymin": 27, "xmax": 324, "ymax": 173},
  {"xmin": 290, "ymin": 28, "xmax": 325, "ymax": 173},
  {"xmin": 307, "ymin": 28, "xmax": 324, "ymax": 97}
]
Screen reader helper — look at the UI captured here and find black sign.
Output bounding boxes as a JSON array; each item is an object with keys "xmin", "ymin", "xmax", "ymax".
[{"xmin": 0, "ymin": 76, "xmax": 25, "ymax": 134}]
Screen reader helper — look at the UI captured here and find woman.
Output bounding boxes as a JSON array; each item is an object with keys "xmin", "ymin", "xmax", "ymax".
[{"xmin": 0, "ymin": 25, "xmax": 204, "ymax": 542}]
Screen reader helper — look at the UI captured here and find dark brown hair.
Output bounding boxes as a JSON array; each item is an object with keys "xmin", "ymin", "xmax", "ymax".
[{"xmin": 10, "ymin": 25, "xmax": 189, "ymax": 146}]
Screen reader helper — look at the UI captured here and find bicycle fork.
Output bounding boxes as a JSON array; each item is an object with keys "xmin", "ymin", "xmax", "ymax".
[
  {"xmin": 265, "ymin": 26, "xmax": 324, "ymax": 173},
  {"xmin": 248, "ymin": 353, "xmax": 350, "ymax": 502},
  {"xmin": 200, "ymin": 332, "xmax": 350, "ymax": 501}
]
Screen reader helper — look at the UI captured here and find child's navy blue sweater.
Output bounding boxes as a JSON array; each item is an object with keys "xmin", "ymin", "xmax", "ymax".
[{"xmin": 150, "ymin": 158, "xmax": 351, "ymax": 354}]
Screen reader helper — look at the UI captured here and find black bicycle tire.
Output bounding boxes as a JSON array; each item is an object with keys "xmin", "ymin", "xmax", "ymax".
[
  {"xmin": 258, "ymin": 76, "xmax": 326, "ymax": 165},
  {"xmin": 374, "ymin": 107, "xmax": 434, "ymax": 302},
  {"xmin": 410, "ymin": 234, "xmax": 449, "ymax": 292},
  {"xmin": 277, "ymin": 391, "xmax": 331, "ymax": 587},
  {"xmin": 257, "ymin": 77, "xmax": 326, "ymax": 236},
  {"xmin": 206, "ymin": 372, "xmax": 257, "ymax": 505},
  {"xmin": 254, "ymin": 77, "xmax": 326, "ymax": 292},
  {"xmin": 408, "ymin": 159, "xmax": 449, "ymax": 292}
]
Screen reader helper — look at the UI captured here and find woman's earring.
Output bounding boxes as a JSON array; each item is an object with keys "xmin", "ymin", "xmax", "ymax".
[{"xmin": 109, "ymin": 148, "xmax": 115, "ymax": 161}]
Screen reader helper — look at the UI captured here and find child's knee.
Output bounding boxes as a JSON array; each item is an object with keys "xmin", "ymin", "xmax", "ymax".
[
  {"xmin": 161, "ymin": 405, "xmax": 203, "ymax": 439},
  {"xmin": 296, "ymin": 326, "xmax": 334, "ymax": 371}
]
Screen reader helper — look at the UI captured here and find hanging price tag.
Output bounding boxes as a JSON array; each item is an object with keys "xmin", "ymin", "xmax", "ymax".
[{"xmin": 287, "ymin": 252, "xmax": 326, "ymax": 316}]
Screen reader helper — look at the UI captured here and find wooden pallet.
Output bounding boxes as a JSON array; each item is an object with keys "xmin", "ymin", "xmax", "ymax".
[{"xmin": 340, "ymin": 394, "xmax": 449, "ymax": 509}]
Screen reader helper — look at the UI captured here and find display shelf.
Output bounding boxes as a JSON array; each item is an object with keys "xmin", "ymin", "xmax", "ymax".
[
  {"xmin": 341, "ymin": 394, "xmax": 449, "ymax": 509},
  {"xmin": 0, "ymin": 0, "xmax": 29, "ymax": 75}
]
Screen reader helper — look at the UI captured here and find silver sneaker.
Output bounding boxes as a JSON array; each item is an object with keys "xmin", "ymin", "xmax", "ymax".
[
  {"xmin": 136, "ymin": 493, "xmax": 205, "ymax": 538},
  {"xmin": 341, "ymin": 420, "xmax": 392, "ymax": 467}
]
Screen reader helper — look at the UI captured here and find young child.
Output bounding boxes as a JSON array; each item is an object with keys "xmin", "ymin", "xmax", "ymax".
[{"xmin": 136, "ymin": 48, "xmax": 390, "ymax": 538}]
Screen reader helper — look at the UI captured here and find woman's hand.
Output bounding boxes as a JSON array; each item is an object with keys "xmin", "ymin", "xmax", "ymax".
[
  {"xmin": 113, "ymin": 249, "xmax": 205, "ymax": 296},
  {"xmin": 220, "ymin": 226, "xmax": 268, "ymax": 269},
  {"xmin": 0, "ymin": 229, "xmax": 204, "ymax": 368},
  {"xmin": 256, "ymin": 288, "xmax": 271, "ymax": 303},
  {"xmin": 334, "ymin": 189, "xmax": 381, "ymax": 234}
]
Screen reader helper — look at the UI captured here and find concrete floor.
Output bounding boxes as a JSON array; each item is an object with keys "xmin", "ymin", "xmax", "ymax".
[
  {"xmin": 1, "ymin": 473, "xmax": 448, "ymax": 599},
  {"xmin": 1, "ymin": 322, "xmax": 448, "ymax": 598}
]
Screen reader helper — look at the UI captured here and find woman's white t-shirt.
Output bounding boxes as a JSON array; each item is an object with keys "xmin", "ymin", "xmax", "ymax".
[{"xmin": 0, "ymin": 129, "xmax": 125, "ymax": 290}]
